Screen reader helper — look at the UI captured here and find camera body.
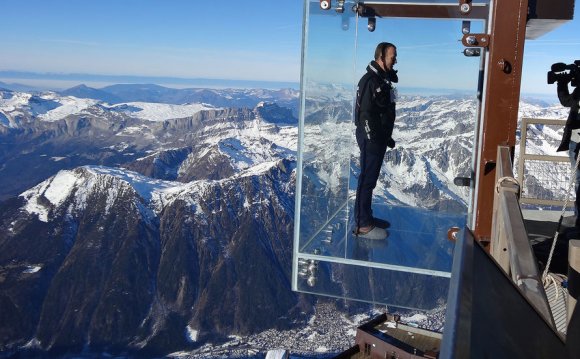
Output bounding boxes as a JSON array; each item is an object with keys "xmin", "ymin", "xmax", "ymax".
[{"xmin": 547, "ymin": 60, "xmax": 580, "ymax": 87}]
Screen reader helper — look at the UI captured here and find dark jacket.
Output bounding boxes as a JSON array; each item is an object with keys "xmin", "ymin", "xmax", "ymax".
[
  {"xmin": 556, "ymin": 81, "xmax": 580, "ymax": 152},
  {"xmin": 355, "ymin": 61, "xmax": 396, "ymax": 146}
]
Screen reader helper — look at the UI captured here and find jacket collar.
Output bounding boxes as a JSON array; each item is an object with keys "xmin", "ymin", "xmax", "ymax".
[{"xmin": 367, "ymin": 61, "xmax": 389, "ymax": 80}]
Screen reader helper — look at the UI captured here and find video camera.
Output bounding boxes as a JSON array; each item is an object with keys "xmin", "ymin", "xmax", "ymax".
[{"xmin": 547, "ymin": 60, "xmax": 580, "ymax": 87}]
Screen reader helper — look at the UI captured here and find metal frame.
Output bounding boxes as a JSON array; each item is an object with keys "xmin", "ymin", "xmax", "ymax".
[
  {"xmin": 490, "ymin": 146, "xmax": 555, "ymax": 327},
  {"xmin": 441, "ymin": 224, "xmax": 567, "ymax": 358},
  {"xmin": 472, "ymin": 0, "xmax": 530, "ymax": 242},
  {"xmin": 356, "ymin": 2, "xmax": 489, "ymax": 20}
]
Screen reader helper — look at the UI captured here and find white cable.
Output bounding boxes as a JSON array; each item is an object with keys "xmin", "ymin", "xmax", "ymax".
[{"xmin": 542, "ymin": 146, "xmax": 580, "ymax": 283}]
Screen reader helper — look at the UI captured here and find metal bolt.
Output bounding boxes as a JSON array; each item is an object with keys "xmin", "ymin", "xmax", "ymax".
[
  {"xmin": 463, "ymin": 48, "xmax": 481, "ymax": 57},
  {"xmin": 462, "ymin": 21, "xmax": 471, "ymax": 34},
  {"xmin": 336, "ymin": 0, "xmax": 344, "ymax": 13},
  {"xmin": 460, "ymin": 3, "xmax": 471, "ymax": 14},
  {"xmin": 466, "ymin": 36, "xmax": 477, "ymax": 46},
  {"xmin": 320, "ymin": 0, "xmax": 330, "ymax": 10},
  {"xmin": 368, "ymin": 17, "xmax": 376, "ymax": 32},
  {"xmin": 308, "ymin": 259, "xmax": 318, "ymax": 269}
]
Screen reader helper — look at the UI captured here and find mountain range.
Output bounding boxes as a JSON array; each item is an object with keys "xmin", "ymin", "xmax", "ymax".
[{"xmin": 0, "ymin": 84, "xmax": 571, "ymax": 356}]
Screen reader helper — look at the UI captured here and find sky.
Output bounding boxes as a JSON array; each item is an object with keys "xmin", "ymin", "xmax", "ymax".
[
  {"xmin": 0, "ymin": 0, "xmax": 579, "ymax": 97},
  {"xmin": 0, "ymin": 0, "xmax": 303, "ymax": 89}
]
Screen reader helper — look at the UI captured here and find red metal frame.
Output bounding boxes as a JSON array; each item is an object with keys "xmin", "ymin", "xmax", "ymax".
[{"xmin": 473, "ymin": 0, "xmax": 529, "ymax": 243}]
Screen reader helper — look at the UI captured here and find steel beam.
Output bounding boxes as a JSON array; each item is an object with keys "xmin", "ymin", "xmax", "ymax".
[{"xmin": 474, "ymin": 0, "xmax": 530, "ymax": 242}]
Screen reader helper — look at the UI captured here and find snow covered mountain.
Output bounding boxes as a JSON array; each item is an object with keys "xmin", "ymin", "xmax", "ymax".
[
  {"xmin": 0, "ymin": 86, "xmax": 570, "ymax": 356},
  {"xmin": 0, "ymin": 86, "xmax": 297, "ymax": 201},
  {"xmin": 1, "ymin": 160, "xmax": 302, "ymax": 354},
  {"xmin": 60, "ymin": 83, "xmax": 299, "ymax": 115},
  {"xmin": 0, "ymin": 88, "xmax": 306, "ymax": 355}
]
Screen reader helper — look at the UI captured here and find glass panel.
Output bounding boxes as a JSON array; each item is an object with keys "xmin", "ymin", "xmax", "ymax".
[
  {"xmin": 294, "ymin": 0, "xmax": 485, "ymax": 309},
  {"xmin": 296, "ymin": 257, "xmax": 450, "ymax": 310},
  {"xmin": 295, "ymin": 1, "xmax": 357, "ymax": 253}
]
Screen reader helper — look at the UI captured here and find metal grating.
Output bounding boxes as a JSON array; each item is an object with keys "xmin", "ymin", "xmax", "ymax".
[
  {"xmin": 517, "ymin": 118, "xmax": 572, "ymax": 207},
  {"xmin": 521, "ymin": 159, "xmax": 573, "ymax": 203},
  {"xmin": 545, "ymin": 274, "xmax": 569, "ymax": 335}
]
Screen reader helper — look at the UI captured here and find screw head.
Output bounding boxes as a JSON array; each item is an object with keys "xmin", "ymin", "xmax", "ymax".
[
  {"xmin": 460, "ymin": 3, "xmax": 471, "ymax": 13},
  {"xmin": 320, "ymin": 0, "xmax": 330, "ymax": 10},
  {"xmin": 466, "ymin": 36, "xmax": 477, "ymax": 45},
  {"xmin": 367, "ymin": 17, "xmax": 376, "ymax": 32}
]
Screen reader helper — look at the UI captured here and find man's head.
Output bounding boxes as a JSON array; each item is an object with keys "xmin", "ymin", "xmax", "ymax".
[{"xmin": 374, "ymin": 42, "xmax": 397, "ymax": 72}]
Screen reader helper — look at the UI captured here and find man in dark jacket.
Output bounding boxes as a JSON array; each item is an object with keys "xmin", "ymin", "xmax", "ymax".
[
  {"xmin": 353, "ymin": 42, "xmax": 397, "ymax": 240},
  {"xmin": 556, "ymin": 77, "xmax": 580, "ymax": 225}
]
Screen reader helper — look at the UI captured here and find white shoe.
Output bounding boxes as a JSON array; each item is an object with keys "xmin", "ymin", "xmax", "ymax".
[{"xmin": 355, "ymin": 226, "xmax": 387, "ymax": 240}]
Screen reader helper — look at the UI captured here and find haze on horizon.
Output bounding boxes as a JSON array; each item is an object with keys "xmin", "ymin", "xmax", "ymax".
[{"xmin": 1, "ymin": 0, "xmax": 579, "ymax": 96}]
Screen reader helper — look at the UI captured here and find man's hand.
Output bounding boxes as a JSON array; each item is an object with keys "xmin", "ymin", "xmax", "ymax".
[
  {"xmin": 558, "ymin": 76, "xmax": 572, "ymax": 85},
  {"xmin": 386, "ymin": 138, "xmax": 396, "ymax": 149}
]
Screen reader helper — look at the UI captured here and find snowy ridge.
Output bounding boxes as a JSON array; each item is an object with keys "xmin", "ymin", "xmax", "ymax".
[
  {"xmin": 110, "ymin": 102, "xmax": 219, "ymax": 122},
  {"xmin": 37, "ymin": 95, "xmax": 100, "ymax": 122},
  {"xmin": 20, "ymin": 166, "xmax": 179, "ymax": 222},
  {"xmin": 19, "ymin": 158, "xmax": 285, "ymax": 222},
  {"xmin": 21, "ymin": 169, "xmax": 88, "ymax": 222},
  {"xmin": 0, "ymin": 90, "xmax": 219, "ymax": 124}
]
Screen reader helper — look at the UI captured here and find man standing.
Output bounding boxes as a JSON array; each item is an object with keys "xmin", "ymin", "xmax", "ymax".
[{"xmin": 353, "ymin": 42, "xmax": 398, "ymax": 240}]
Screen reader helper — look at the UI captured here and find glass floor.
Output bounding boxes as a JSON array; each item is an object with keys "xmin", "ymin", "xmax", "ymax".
[
  {"xmin": 298, "ymin": 201, "xmax": 458, "ymax": 276},
  {"xmin": 294, "ymin": 200, "xmax": 463, "ymax": 310}
]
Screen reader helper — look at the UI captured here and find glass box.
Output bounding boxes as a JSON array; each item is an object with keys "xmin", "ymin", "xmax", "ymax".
[{"xmin": 293, "ymin": 0, "xmax": 489, "ymax": 310}]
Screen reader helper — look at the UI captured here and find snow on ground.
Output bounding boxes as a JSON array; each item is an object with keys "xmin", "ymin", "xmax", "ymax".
[
  {"xmin": 111, "ymin": 102, "xmax": 219, "ymax": 121},
  {"xmin": 22, "ymin": 265, "xmax": 42, "ymax": 274},
  {"xmin": 168, "ymin": 302, "xmax": 366, "ymax": 359},
  {"xmin": 401, "ymin": 313, "xmax": 428, "ymax": 323},
  {"xmin": 20, "ymin": 170, "xmax": 85, "ymax": 222},
  {"xmin": 186, "ymin": 326, "xmax": 199, "ymax": 343},
  {"xmin": 1, "ymin": 90, "xmax": 223, "ymax": 123},
  {"xmin": 0, "ymin": 91, "xmax": 31, "ymax": 112},
  {"xmin": 37, "ymin": 96, "xmax": 99, "ymax": 122}
]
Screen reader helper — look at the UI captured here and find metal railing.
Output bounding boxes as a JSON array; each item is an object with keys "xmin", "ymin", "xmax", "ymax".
[
  {"xmin": 491, "ymin": 145, "xmax": 556, "ymax": 328},
  {"xmin": 517, "ymin": 117, "xmax": 571, "ymax": 207}
]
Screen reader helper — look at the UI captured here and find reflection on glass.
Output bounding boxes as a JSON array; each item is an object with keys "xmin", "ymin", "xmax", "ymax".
[
  {"xmin": 297, "ymin": 258, "xmax": 450, "ymax": 310},
  {"xmin": 294, "ymin": 0, "xmax": 484, "ymax": 309}
]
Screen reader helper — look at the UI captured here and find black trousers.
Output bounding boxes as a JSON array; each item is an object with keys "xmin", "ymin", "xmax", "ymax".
[{"xmin": 354, "ymin": 126, "xmax": 387, "ymax": 228}]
